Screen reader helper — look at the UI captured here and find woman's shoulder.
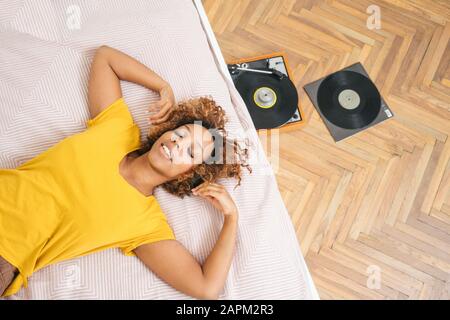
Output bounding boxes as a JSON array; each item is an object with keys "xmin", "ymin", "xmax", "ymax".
[{"xmin": 85, "ymin": 97, "xmax": 134, "ymax": 129}]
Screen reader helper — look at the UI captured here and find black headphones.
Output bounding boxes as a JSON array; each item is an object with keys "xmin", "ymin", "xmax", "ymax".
[{"xmin": 190, "ymin": 173, "xmax": 204, "ymax": 189}]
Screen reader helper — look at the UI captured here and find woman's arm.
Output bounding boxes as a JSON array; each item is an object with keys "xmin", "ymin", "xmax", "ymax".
[
  {"xmin": 134, "ymin": 215, "xmax": 237, "ymax": 300},
  {"xmin": 200, "ymin": 214, "xmax": 238, "ymax": 296},
  {"xmin": 134, "ymin": 183, "xmax": 239, "ymax": 300},
  {"xmin": 87, "ymin": 45, "xmax": 173, "ymax": 120},
  {"xmin": 96, "ymin": 45, "xmax": 168, "ymax": 92}
]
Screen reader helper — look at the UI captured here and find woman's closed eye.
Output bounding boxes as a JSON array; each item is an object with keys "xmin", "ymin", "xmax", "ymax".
[
  {"xmin": 174, "ymin": 130, "xmax": 183, "ymax": 139},
  {"xmin": 174, "ymin": 130, "xmax": 194, "ymax": 158}
]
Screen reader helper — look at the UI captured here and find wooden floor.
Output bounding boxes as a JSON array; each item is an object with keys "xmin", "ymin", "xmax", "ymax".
[{"xmin": 202, "ymin": 0, "xmax": 450, "ymax": 299}]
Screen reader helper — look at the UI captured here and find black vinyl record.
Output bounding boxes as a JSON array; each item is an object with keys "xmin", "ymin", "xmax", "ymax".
[
  {"xmin": 234, "ymin": 72, "xmax": 298, "ymax": 129},
  {"xmin": 317, "ymin": 71, "xmax": 381, "ymax": 129}
]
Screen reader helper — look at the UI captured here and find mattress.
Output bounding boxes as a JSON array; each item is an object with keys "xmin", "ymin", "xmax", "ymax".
[{"xmin": 0, "ymin": 0, "xmax": 319, "ymax": 299}]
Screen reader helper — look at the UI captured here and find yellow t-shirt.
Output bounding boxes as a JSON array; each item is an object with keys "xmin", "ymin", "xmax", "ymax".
[{"xmin": 0, "ymin": 97, "xmax": 176, "ymax": 297}]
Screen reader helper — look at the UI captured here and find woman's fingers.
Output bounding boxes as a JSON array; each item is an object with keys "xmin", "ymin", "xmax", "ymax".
[
  {"xmin": 149, "ymin": 102, "xmax": 172, "ymax": 123},
  {"xmin": 209, "ymin": 183, "xmax": 225, "ymax": 190},
  {"xmin": 194, "ymin": 186, "xmax": 226, "ymax": 203},
  {"xmin": 192, "ymin": 182, "xmax": 237, "ymax": 216},
  {"xmin": 195, "ymin": 188, "xmax": 222, "ymax": 200},
  {"xmin": 149, "ymin": 100, "xmax": 168, "ymax": 115},
  {"xmin": 196, "ymin": 191, "xmax": 222, "ymax": 210},
  {"xmin": 151, "ymin": 108, "xmax": 172, "ymax": 124},
  {"xmin": 147, "ymin": 99, "xmax": 167, "ymax": 114},
  {"xmin": 147, "ymin": 99, "xmax": 165, "ymax": 112},
  {"xmin": 192, "ymin": 182, "xmax": 217, "ymax": 194},
  {"xmin": 147, "ymin": 84, "xmax": 176, "ymax": 123},
  {"xmin": 192, "ymin": 181, "xmax": 223, "ymax": 192},
  {"xmin": 192, "ymin": 182, "xmax": 225, "ymax": 191}
]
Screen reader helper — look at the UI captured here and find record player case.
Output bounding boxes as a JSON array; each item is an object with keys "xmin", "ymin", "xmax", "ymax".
[{"xmin": 227, "ymin": 52, "xmax": 306, "ymax": 133}]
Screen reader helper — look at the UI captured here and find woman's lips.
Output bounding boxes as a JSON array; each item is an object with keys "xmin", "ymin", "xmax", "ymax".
[{"xmin": 160, "ymin": 143, "xmax": 171, "ymax": 161}]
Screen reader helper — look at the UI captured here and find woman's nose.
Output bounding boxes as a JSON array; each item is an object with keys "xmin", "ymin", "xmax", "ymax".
[{"xmin": 170, "ymin": 138, "xmax": 184, "ymax": 156}]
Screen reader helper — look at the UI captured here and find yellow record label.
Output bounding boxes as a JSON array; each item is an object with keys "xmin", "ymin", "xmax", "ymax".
[{"xmin": 253, "ymin": 87, "xmax": 277, "ymax": 109}]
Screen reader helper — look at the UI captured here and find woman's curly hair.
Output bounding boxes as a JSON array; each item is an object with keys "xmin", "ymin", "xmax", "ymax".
[{"xmin": 136, "ymin": 96, "xmax": 252, "ymax": 198}]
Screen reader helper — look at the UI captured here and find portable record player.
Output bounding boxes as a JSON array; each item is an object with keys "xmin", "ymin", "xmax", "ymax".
[{"xmin": 227, "ymin": 52, "xmax": 305, "ymax": 132}]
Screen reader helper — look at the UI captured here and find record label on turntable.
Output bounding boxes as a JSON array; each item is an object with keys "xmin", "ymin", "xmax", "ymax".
[{"xmin": 254, "ymin": 87, "xmax": 277, "ymax": 109}]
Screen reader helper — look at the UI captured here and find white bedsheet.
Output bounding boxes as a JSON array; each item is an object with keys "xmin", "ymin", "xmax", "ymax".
[{"xmin": 0, "ymin": 0, "xmax": 318, "ymax": 299}]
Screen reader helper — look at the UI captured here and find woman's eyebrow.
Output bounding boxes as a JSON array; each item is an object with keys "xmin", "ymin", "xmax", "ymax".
[{"xmin": 182, "ymin": 125, "xmax": 203, "ymax": 153}]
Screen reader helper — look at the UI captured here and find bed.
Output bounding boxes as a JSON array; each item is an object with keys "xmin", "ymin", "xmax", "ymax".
[{"xmin": 0, "ymin": 0, "xmax": 319, "ymax": 299}]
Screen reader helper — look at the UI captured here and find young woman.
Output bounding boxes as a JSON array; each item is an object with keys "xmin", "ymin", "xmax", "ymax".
[{"xmin": 0, "ymin": 45, "xmax": 250, "ymax": 299}]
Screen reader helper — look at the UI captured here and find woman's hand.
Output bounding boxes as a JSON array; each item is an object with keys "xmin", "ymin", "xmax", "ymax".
[
  {"xmin": 192, "ymin": 182, "xmax": 238, "ymax": 218},
  {"xmin": 148, "ymin": 83, "xmax": 176, "ymax": 125}
]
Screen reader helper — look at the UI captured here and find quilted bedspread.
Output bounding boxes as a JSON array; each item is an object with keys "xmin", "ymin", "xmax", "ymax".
[{"xmin": 0, "ymin": 0, "xmax": 318, "ymax": 299}]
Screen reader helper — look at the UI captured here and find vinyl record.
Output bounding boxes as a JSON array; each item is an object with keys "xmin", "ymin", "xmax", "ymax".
[
  {"xmin": 317, "ymin": 71, "xmax": 381, "ymax": 129},
  {"xmin": 234, "ymin": 72, "xmax": 298, "ymax": 129}
]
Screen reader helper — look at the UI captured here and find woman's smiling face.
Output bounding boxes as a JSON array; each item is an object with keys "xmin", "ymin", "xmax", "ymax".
[{"xmin": 146, "ymin": 123, "xmax": 215, "ymax": 179}]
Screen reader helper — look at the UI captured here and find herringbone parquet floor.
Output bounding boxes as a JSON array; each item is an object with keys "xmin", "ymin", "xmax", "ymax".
[{"xmin": 203, "ymin": 0, "xmax": 450, "ymax": 299}]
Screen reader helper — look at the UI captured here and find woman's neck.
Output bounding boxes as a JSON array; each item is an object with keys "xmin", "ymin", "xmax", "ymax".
[{"xmin": 120, "ymin": 152, "xmax": 167, "ymax": 196}]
